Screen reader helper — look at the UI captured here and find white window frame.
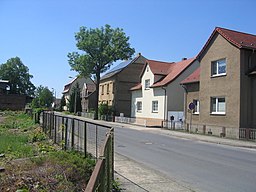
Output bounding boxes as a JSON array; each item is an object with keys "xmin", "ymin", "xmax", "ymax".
[
  {"xmin": 137, "ymin": 101, "xmax": 142, "ymax": 112},
  {"xmin": 211, "ymin": 59, "xmax": 226, "ymax": 77},
  {"xmin": 152, "ymin": 100, "xmax": 158, "ymax": 113},
  {"xmin": 193, "ymin": 99, "xmax": 200, "ymax": 114},
  {"xmin": 211, "ymin": 97, "xmax": 226, "ymax": 115},
  {"xmin": 145, "ymin": 79, "xmax": 150, "ymax": 89}
]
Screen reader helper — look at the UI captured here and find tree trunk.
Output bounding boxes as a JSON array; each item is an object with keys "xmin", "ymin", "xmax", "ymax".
[{"xmin": 94, "ymin": 70, "xmax": 100, "ymax": 120}]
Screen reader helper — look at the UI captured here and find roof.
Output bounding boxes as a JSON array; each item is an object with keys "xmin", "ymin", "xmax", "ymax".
[
  {"xmin": 197, "ymin": 27, "xmax": 256, "ymax": 59},
  {"xmin": 151, "ymin": 58, "xmax": 196, "ymax": 87},
  {"xmin": 101, "ymin": 60, "xmax": 131, "ymax": 80},
  {"xmin": 130, "ymin": 83, "xmax": 142, "ymax": 91},
  {"xmin": 101, "ymin": 54, "xmax": 145, "ymax": 80},
  {"xmin": 62, "ymin": 77, "xmax": 78, "ymax": 94},
  {"xmin": 147, "ymin": 60, "xmax": 174, "ymax": 75},
  {"xmin": 130, "ymin": 57, "xmax": 196, "ymax": 90},
  {"xmin": 180, "ymin": 67, "xmax": 200, "ymax": 84}
]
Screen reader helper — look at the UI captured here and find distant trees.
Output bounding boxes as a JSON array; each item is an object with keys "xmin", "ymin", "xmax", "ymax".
[
  {"xmin": 68, "ymin": 83, "xmax": 82, "ymax": 113},
  {"xmin": 31, "ymin": 85, "xmax": 54, "ymax": 108},
  {"xmin": 0, "ymin": 57, "xmax": 35, "ymax": 96},
  {"xmin": 68, "ymin": 24, "xmax": 135, "ymax": 119}
]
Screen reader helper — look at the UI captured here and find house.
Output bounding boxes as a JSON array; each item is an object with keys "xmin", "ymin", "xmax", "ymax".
[
  {"xmin": 0, "ymin": 80, "xmax": 33, "ymax": 110},
  {"xmin": 62, "ymin": 77, "xmax": 95, "ymax": 111},
  {"xmin": 181, "ymin": 27, "xmax": 256, "ymax": 139},
  {"xmin": 131, "ymin": 58, "xmax": 199, "ymax": 127},
  {"xmin": 99, "ymin": 53, "xmax": 146, "ymax": 117},
  {"xmin": 80, "ymin": 81, "xmax": 96, "ymax": 112}
]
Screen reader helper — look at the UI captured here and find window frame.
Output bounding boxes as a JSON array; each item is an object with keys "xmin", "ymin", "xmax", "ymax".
[
  {"xmin": 193, "ymin": 99, "xmax": 200, "ymax": 114},
  {"xmin": 152, "ymin": 100, "xmax": 158, "ymax": 113},
  {"xmin": 136, "ymin": 101, "xmax": 142, "ymax": 112},
  {"xmin": 210, "ymin": 97, "xmax": 226, "ymax": 115},
  {"xmin": 145, "ymin": 79, "xmax": 150, "ymax": 90},
  {"xmin": 211, "ymin": 58, "xmax": 226, "ymax": 77}
]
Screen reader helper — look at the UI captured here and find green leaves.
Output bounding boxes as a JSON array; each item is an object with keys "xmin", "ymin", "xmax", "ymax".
[
  {"xmin": 68, "ymin": 24, "xmax": 135, "ymax": 76},
  {"xmin": 0, "ymin": 57, "xmax": 36, "ymax": 96},
  {"xmin": 68, "ymin": 24, "xmax": 135, "ymax": 119}
]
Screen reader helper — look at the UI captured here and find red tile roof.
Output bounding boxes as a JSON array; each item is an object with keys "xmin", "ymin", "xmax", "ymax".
[
  {"xmin": 151, "ymin": 58, "xmax": 196, "ymax": 87},
  {"xmin": 130, "ymin": 83, "xmax": 142, "ymax": 91},
  {"xmin": 197, "ymin": 27, "xmax": 256, "ymax": 59},
  {"xmin": 180, "ymin": 67, "xmax": 200, "ymax": 84},
  {"xmin": 130, "ymin": 58, "xmax": 196, "ymax": 90},
  {"xmin": 147, "ymin": 60, "xmax": 174, "ymax": 75}
]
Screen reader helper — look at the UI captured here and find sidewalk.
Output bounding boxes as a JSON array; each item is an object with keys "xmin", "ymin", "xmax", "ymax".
[
  {"xmin": 103, "ymin": 120, "xmax": 256, "ymax": 149},
  {"xmin": 114, "ymin": 153, "xmax": 194, "ymax": 192}
]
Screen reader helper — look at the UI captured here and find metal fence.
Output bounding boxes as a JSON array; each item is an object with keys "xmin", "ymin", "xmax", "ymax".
[
  {"xmin": 239, "ymin": 128, "xmax": 256, "ymax": 141},
  {"xmin": 115, "ymin": 116, "xmax": 146, "ymax": 126},
  {"xmin": 40, "ymin": 111, "xmax": 114, "ymax": 191}
]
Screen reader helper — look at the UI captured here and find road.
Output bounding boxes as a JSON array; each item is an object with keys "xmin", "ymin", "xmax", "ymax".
[{"xmin": 115, "ymin": 127, "xmax": 256, "ymax": 192}]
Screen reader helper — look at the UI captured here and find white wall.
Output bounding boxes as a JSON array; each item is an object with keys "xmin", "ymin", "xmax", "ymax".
[{"xmin": 131, "ymin": 64, "xmax": 165, "ymax": 119}]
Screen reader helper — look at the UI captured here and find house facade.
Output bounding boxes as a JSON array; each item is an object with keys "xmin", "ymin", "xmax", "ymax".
[
  {"xmin": 181, "ymin": 27, "xmax": 256, "ymax": 138},
  {"xmin": 62, "ymin": 77, "xmax": 95, "ymax": 111},
  {"xmin": 99, "ymin": 53, "xmax": 146, "ymax": 117},
  {"xmin": 131, "ymin": 58, "xmax": 199, "ymax": 127},
  {"xmin": 80, "ymin": 81, "xmax": 96, "ymax": 112}
]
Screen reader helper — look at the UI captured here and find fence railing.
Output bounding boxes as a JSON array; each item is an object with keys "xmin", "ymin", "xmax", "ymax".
[
  {"xmin": 115, "ymin": 116, "xmax": 146, "ymax": 126},
  {"xmin": 239, "ymin": 128, "xmax": 256, "ymax": 141},
  {"xmin": 40, "ymin": 111, "xmax": 114, "ymax": 191},
  {"xmin": 162, "ymin": 120, "xmax": 184, "ymax": 130}
]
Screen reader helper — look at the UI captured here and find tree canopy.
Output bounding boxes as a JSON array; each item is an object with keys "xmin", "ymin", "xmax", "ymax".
[
  {"xmin": 31, "ymin": 85, "xmax": 54, "ymax": 108},
  {"xmin": 68, "ymin": 24, "xmax": 135, "ymax": 119},
  {"xmin": 0, "ymin": 57, "xmax": 35, "ymax": 96}
]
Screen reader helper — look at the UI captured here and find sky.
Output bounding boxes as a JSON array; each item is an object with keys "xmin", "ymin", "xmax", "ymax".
[{"xmin": 1, "ymin": 0, "xmax": 256, "ymax": 98}]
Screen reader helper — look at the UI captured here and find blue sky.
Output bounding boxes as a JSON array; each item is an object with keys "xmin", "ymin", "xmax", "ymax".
[{"xmin": 1, "ymin": 0, "xmax": 256, "ymax": 98}]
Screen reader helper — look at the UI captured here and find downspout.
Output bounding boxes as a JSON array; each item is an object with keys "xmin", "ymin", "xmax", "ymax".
[
  {"xmin": 181, "ymin": 84, "xmax": 188, "ymax": 127},
  {"xmin": 161, "ymin": 86, "xmax": 167, "ymax": 127}
]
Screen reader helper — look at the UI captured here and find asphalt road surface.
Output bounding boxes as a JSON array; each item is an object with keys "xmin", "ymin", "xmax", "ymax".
[{"xmin": 115, "ymin": 127, "xmax": 256, "ymax": 192}]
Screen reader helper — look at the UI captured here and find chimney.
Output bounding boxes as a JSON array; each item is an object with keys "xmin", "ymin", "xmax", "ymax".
[{"xmin": 182, "ymin": 57, "xmax": 187, "ymax": 61}]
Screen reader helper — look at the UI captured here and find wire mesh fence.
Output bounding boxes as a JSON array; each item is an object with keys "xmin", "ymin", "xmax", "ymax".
[{"xmin": 40, "ymin": 111, "xmax": 114, "ymax": 191}]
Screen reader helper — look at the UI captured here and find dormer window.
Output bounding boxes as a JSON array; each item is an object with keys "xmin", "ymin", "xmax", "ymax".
[
  {"xmin": 145, "ymin": 79, "xmax": 150, "ymax": 89},
  {"xmin": 211, "ymin": 59, "xmax": 226, "ymax": 77}
]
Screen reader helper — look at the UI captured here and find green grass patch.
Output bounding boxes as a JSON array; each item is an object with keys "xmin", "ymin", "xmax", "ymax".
[{"xmin": 0, "ymin": 111, "xmax": 96, "ymax": 191}]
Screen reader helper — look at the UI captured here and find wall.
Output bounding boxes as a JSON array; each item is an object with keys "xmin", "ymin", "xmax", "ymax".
[
  {"xmin": 240, "ymin": 49, "xmax": 256, "ymax": 128},
  {"xmin": 166, "ymin": 60, "xmax": 199, "ymax": 113},
  {"xmin": 0, "ymin": 94, "xmax": 30, "ymax": 110},
  {"xmin": 199, "ymin": 33, "xmax": 241, "ymax": 131}
]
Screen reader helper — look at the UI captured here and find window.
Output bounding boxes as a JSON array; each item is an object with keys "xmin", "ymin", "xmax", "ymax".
[
  {"xmin": 107, "ymin": 84, "xmax": 110, "ymax": 94},
  {"xmin": 211, "ymin": 59, "xmax": 226, "ymax": 76},
  {"xmin": 101, "ymin": 85, "xmax": 104, "ymax": 95},
  {"xmin": 211, "ymin": 97, "xmax": 226, "ymax": 114},
  {"xmin": 193, "ymin": 99, "xmax": 200, "ymax": 114},
  {"xmin": 152, "ymin": 101, "xmax": 158, "ymax": 112},
  {"xmin": 145, "ymin": 79, "xmax": 150, "ymax": 89},
  {"xmin": 137, "ymin": 101, "xmax": 142, "ymax": 112}
]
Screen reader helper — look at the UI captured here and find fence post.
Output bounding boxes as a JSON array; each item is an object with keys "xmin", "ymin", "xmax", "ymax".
[
  {"xmin": 54, "ymin": 115, "xmax": 57, "ymax": 143},
  {"xmin": 84, "ymin": 121, "xmax": 87, "ymax": 157},
  {"xmin": 64, "ymin": 118, "xmax": 68, "ymax": 150},
  {"xmin": 96, "ymin": 125, "xmax": 98, "ymax": 158},
  {"xmin": 71, "ymin": 118, "xmax": 75, "ymax": 149},
  {"xmin": 61, "ymin": 117, "xmax": 64, "ymax": 148}
]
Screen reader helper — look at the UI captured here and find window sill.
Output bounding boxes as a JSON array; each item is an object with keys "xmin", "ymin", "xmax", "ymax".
[
  {"xmin": 210, "ymin": 112, "xmax": 226, "ymax": 116},
  {"xmin": 137, "ymin": 111, "xmax": 142, "ymax": 113},
  {"xmin": 152, "ymin": 111, "xmax": 158, "ymax": 113},
  {"xmin": 211, "ymin": 73, "xmax": 226, "ymax": 78},
  {"xmin": 193, "ymin": 112, "xmax": 199, "ymax": 115}
]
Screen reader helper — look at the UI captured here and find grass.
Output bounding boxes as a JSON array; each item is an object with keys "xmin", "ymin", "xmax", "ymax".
[{"xmin": 0, "ymin": 111, "xmax": 95, "ymax": 192}]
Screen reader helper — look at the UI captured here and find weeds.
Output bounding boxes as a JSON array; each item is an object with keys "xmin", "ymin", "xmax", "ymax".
[{"xmin": 0, "ymin": 111, "xmax": 96, "ymax": 192}]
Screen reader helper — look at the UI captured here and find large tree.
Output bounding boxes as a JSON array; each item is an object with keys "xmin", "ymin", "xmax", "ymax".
[
  {"xmin": 31, "ymin": 85, "xmax": 54, "ymax": 108},
  {"xmin": 0, "ymin": 57, "xmax": 36, "ymax": 96},
  {"xmin": 68, "ymin": 24, "xmax": 135, "ymax": 119}
]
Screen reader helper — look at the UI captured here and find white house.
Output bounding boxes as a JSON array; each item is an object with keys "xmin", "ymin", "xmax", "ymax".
[{"xmin": 130, "ymin": 58, "xmax": 199, "ymax": 127}]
